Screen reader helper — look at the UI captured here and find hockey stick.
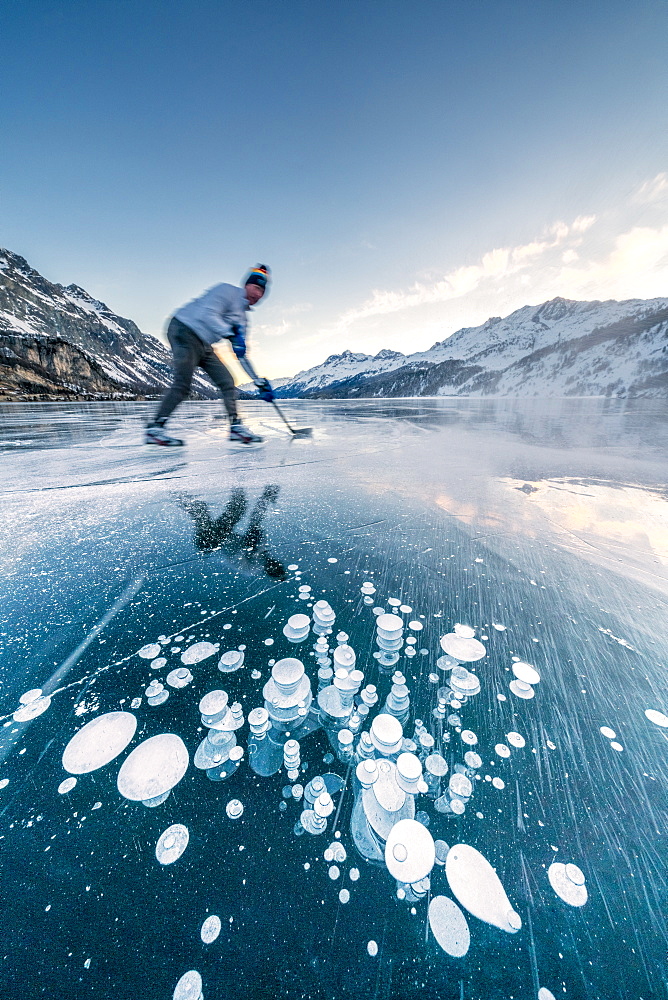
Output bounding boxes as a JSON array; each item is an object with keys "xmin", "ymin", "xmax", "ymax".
[{"xmin": 270, "ymin": 400, "xmax": 312, "ymax": 437}]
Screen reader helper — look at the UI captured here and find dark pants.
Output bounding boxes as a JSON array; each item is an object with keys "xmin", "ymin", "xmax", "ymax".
[{"xmin": 153, "ymin": 317, "xmax": 238, "ymax": 423}]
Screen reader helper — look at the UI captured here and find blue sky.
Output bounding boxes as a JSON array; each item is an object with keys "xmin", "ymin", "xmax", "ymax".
[{"xmin": 1, "ymin": 0, "xmax": 667, "ymax": 377}]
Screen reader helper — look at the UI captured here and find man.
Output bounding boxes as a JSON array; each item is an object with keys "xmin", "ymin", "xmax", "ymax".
[{"xmin": 146, "ymin": 264, "xmax": 274, "ymax": 446}]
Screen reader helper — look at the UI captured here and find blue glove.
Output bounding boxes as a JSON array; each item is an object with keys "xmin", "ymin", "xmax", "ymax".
[
  {"xmin": 254, "ymin": 377, "xmax": 275, "ymax": 402},
  {"xmin": 230, "ymin": 325, "xmax": 246, "ymax": 358}
]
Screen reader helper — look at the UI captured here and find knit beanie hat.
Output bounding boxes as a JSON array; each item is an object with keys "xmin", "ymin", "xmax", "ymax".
[{"xmin": 243, "ymin": 264, "xmax": 271, "ymax": 292}]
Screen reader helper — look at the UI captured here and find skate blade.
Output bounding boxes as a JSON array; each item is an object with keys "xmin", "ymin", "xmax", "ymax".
[{"xmin": 228, "ymin": 440, "xmax": 265, "ymax": 451}]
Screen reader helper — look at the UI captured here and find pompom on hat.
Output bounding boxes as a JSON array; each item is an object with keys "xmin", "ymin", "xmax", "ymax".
[{"xmin": 243, "ymin": 264, "xmax": 271, "ymax": 292}]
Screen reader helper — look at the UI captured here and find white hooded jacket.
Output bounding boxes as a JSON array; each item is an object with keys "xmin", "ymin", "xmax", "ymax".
[{"xmin": 174, "ymin": 283, "xmax": 250, "ymax": 346}]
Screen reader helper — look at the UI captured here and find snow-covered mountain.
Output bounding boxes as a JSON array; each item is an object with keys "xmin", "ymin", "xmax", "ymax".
[
  {"xmin": 0, "ymin": 248, "xmax": 215, "ymax": 400},
  {"xmin": 236, "ymin": 374, "xmax": 294, "ymax": 396},
  {"xmin": 275, "ymin": 297, "xmax": 668, "ymax": 399}
]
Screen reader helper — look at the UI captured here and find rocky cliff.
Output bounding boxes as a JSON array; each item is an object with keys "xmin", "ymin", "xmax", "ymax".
[{"xmin": 0, "ymin": 249, "xmax": 215, "ymax": 400}]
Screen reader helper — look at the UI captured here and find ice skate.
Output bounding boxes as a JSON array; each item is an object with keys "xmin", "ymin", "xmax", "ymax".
[
  {"xmin": 145, "ymin": 424, "xmax": 184, "ymax": 447},
  {"xmin": 229, "ymin": 422, "xmax": 264, "ymax": 449}
]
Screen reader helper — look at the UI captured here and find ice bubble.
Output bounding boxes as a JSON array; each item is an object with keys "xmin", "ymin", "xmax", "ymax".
[
  {"xmin": 610, "ymin": 742, "xmax": 624, "ymax": 752},
  {"xmin": 385, "ymin": 818, "xmax": 435, "ymax": 883},
  {"xmin": 200, "ymin": 914, "xmax": 221, "ymax": 944},
  {"xmin": 461, "ymin": 730, "xmax": 478, "ymax": 745},
  {"xmin": 167, "ymin": 668, "xmax": 193, "ymax": 689},
  {"xmin": 181, "ymin": 641, "xmax": 218, "ymax": 665},
  {"xmin": 492, "ymin": 623, "xmax": 507, "ymax": 631},
  {"xmin": 130, "ymin": 697, "xmax": 142, "ymax": 709},
  {"xmin": 399, "ymin": 605, "xmax": 412, "ymax": 614},
  {"xmin": 492, "ymin": 777, "xmax": 505, "ymax": 790},
  {"xmin": 434, "ymin": 840, "xmax": 450, "ymax": 865},
  {"xmin": 331, "ymin": 842, "xmax": 347, "ymax": 863},
  {"xmin": 565, "ymin": 863, "xmax": 585, "ymax": 885},
  {"xmin": 506, "ymin": 732, "xmax": 526, "ymax": 748},
  {"xmin": 63, "ymin": 712, "xmax": 138, "ymax": 775},
  {"xmin": 376, "ymin": 613, "xmax": 404, "ymax": 637},
  {"xmin": 509, "ymin": 680, "xmax": 534, "ymax": 700},
  {"xmin": 449, "ymin": 773, "xmax": 472, "ymax": 798},
  {"xmin": 495, "ymin": 744, "xmax": 511, "ymax": 758},
  {"xmin": 0, "ymin": 779, "xmax": 9, "ymax": 790},
  {"xmin": 548, "ymin": 862, "xmax": 588, "ymax": 907},
  {"xmin": 396, "ymin": 751, "xmax": 423, "ymax": 793},
  {"xmin": 428, "ymin": 895, "xmax": 470, "ymax": 957},
  {"xmin": 199, "ymin": 690, "xmax": 229, "ymax": 717},
  {"xmin": 156, "ymin": 823, "xmax": 189, "ymax": 865},
  {"xmin": 349, "ymin": 868, "xmax": 360, "ymax": 881},
  {"xmin": 408, "ymin": 621, "xmax": 423, "ymax": 631},
  {"xmin": 58, "ymin": 777, "xmax": 77, "ymax": 794},
  {"xmin": 600, "ymin": 726, "xmax": 616, "ymax": 738},
  {"xmin": 512, "ymin": 661, "xmax": 540, "ymax": 684},
  {"xmin": 288, "ymin": 564, "xmax": 299, "ymax": 571},
  {"xmin": 645, "ymin": 709, "xmax": 668, "ymax": 728},
  {"xmin": 13, "ymin": 695, "xmax": 52, "ymax": 723},
  {"xmin": 439, "ymin": 633, "xmax": 486, "ymax": 662},
  {"xmin": 150, "ymin": 657, "xmax": 167, "ymax": 670},
  {"xmin": 19, "ymin": 688, "xmax": 42, "ymax": 705},
  {"xmin": 148, "ymin": 690, "xmax": 170, "ymax": 707},
  {"xmin": 328, "ymin": 865, "xmax": 340, "ymax": 880},
  {"xmin": 370, "ymin": 713, "xmax": 403, "ymax": 755},
  {"xmin": 264, "ymin": 638, "xmax": 274, "ymax": 646},
  {"xmin": 117, "ymin": 734, "xmax": 189, "ymax": 802},
  {"xmin": 454, "ymin": 624, "xmax": 475, "ymax": 639},
  {"xmin": 446, "ymin": 843, "xmax": 521, "ymax": 933},
  {"xmin": 538, "ymin": 990, "xmax": 557, "ymax": 1000},
  {"xmin": 218, "ymin": 650, "xmax": 244, "ymax": 673},
  {"xmin": 339, "ymin": 889, "xmax": 350, "ymax": 904},
  {"xmin": 226, "ymin": 799, "xmax": 243, "ymax": 819},
  {"xmin": 137, "ymin": 643, "xmax": 161, "ymax": 659},
  {"xmin": 173, "ymin": 970, "xmax": 202, "ymax": 1000},
  {"xmin": 464, "ymin": 751, "xmax": 482, "ymax": 769},
  {"xmin": 328, "ymin": 558, "xmax": 338, "ymax": 563},
  {"xmin": 367, "ymin": 940, "xmax": 378, "ymax": 957}
]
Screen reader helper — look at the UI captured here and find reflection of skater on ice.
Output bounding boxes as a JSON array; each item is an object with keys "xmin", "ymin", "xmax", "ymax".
[
  {"xmin": 146, "ymin": 265, "xmax": 275, "ymax": 448},
  {"xmin": 178, "ymin": 485, "xmax": 286, "ymax": 580}
]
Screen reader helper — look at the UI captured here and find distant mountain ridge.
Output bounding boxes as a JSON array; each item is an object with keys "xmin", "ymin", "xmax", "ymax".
[
  {"xmin": 0, "ymin": 248, "xmax": 214, "ymax": 400},
  {"xmin": 1, "ymin": 248, "xmax": 665, "ymax": 402},
  {"xmin": 273, "ymin": 296, "xmax": 668, "ymax": 399}
]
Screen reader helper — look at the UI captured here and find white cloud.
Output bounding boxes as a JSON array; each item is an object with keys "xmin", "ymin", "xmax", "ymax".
[
  {"xmin": 555, "ymin": 224, "xmax": 668, "ymax": 300},
  {"xmin": 331, "ymin": 217, "xmax": 585, "ymax": 329},
  {"xmin": 266, "ymin": 173, "xmax": 668, "ymax": 374},
  {"xmin": 633, "ymin": 172, "xmax": 668, "ymax": 204},
  {"xmin": 571, "ymin": 215, "xmax": 597, "ymax": 233}
]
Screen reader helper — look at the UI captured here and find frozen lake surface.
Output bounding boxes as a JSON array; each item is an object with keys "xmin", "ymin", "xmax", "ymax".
[{"xmin": 0, "ymin": 397, "xmax": 667, "ymax": 1000}]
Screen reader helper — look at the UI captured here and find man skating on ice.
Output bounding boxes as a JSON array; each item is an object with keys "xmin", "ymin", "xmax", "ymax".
[{"xmin": 146, "ymin": 264, "xmax": 275, "ymax": 446}]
